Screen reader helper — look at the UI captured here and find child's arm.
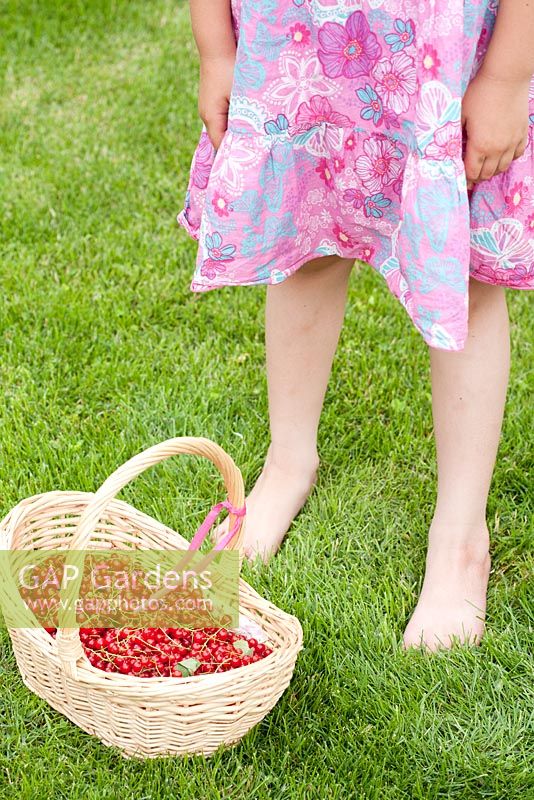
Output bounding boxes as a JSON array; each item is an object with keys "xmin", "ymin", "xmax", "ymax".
[
  {"xmin": 462, "ymin": 0, "xmax": 534, "ymax": 189},
  {"xmin": 480, "ymin": 0, "xmax": 534, "ymax": 82},
  {"xmin": 189, "ymin": 0, "xmax": 237, "ymax": 150}
]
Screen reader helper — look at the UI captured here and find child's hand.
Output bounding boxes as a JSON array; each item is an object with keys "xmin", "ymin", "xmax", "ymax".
[
  {"xmin": 198, "ymin": 54, "xmax": 236, "ymax": 150},
  {"xmin": 461, "ymin": 69, "xmax": 530, "ymax": 190}
]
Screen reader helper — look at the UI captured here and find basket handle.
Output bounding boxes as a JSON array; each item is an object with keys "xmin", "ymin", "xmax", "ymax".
[
  {"xmin": 56, "ymin": 436, "xmax": 246, "ymax": 676},
  {"xmin": 68, "ymin": 436, "xmax": 246, "ymax": 552}
]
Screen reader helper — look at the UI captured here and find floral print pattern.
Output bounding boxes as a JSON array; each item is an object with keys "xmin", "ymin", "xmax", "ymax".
[
  {"xmin": 372, "ymin": 52, "xmax": 417, "ymax": 115},
  {"xmin": 178, "ymin": 0, "xmax": 534, "ymax": 351},
  {"xmin": 317, "ymin": 11, "xmax": 382, "ymax": 78}
]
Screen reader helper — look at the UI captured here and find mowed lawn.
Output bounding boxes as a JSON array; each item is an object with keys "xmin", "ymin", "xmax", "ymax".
[{"xmin": 0, "ymin": 1, "xmax": 532, "ymax": 798}]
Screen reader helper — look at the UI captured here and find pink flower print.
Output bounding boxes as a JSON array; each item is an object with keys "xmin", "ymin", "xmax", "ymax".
[
  {"xmin": 505, "ymin": 182, "xmax": 528, "ymax": 214},
  {"xmin": 288, "ymin": 22, "xmax": 311, "ymax": 47},
  {"xmin": 333, "ymin": 223, "xmax": 356, "ymax": 248},
  {"xmin": 526, "ymin": 212, "xmax": 534, "ymax": 232},
  {"xmin": 359, "ymin": 244, "xmax": 375, "ymax": 262},
  {"xmin": 295, "ymin": 95, "xmax": 352, "ymax": 129},
  {"xmin": 201, "ymin": 258, "xmax": 228, "ymax": 280},
  {"xmin": 475, "ymin": 27, "xmax": 491, "ymax": 65},
  {"xmin": 191, "ymin": 131, "xmax": 214, "ymax": 189},
  {"xmin": 472, "ymin": 262, "xmax": 534, "ymax": 287},
  {"xmin": 421, "ymin": 44, "xmax": 441, "ymax": 80},
  {"xmin": 211, "ymin": 192, "xmax": 231, "ymax": 217},
  {"xmin": 355, "ymin": 136, "xmax": 403, "ymax": 194},
  {"xmin": 332, "ymin": 155, "xmax": 345, "ymax": 173},
  {"xmin": 344, "ymin": 132, "xmax": 357, "ymax": 150},
  {"xmin": 317, "ymin": 11, "xmax": 382, "ymax": 79},
  {"xmin": 201, "ymin": 232, "xmax": 236, "ymax": 277},
  {"xmin": 316, "ymin": 158, "xmax": 335, "ymax": 188},
  {"xmin": 292, "ymin": 96, "xmax": 353, "ymax": 154},
  {"xmin": 425, "ymin": 122, "xmax": 462, "ymax": 161},
  {"xmin": 343, "ymin": 188, "xmax": 365, "ymax": 209},
  {"xmin": 372, "ymin": 52, "xmax": 417, "ymax": 115}
]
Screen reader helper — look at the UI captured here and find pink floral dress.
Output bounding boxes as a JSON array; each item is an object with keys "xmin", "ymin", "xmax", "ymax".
[{"xmin": 177, "ymin": 0, "xmax": 534, "ymax": 350}]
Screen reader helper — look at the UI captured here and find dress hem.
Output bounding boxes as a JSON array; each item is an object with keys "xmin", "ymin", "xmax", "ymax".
[
  {"xmin": 469, "ymin": 268, "xmax": 533, "ymax": 291},
  {"xmin": 177, "ymin": 208, "xmax": 468, "ymax": 353}
]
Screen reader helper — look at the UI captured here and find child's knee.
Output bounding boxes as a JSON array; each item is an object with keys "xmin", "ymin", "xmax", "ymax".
[{"xmin": 468, "ymin": 276, "xmax": 505, "ymax": 316}]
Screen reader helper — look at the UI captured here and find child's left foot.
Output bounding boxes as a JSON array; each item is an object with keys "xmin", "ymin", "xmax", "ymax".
[{"xmin": 403, "ymin": 521, "xmax": 491, "ymax": 651}]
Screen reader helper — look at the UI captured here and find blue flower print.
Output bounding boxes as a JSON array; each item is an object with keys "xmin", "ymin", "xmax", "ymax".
[
  {"xmin": 364, "ymin": 193, "xmax": 391, "ymax": 219},
  {"xmin": 356, "ymin": 85, "xmax": 383, "ymax": 125},
  {"xmin": 264, "ymin": 114, "xmax": 290, "ymax": 137},
  {"xmin": 385, "ymin": 19, "xmax": 415, "ymax": 52},
  {"xmin": 205, "ymin": 232, "xmax": 236, "ymax": 261}
]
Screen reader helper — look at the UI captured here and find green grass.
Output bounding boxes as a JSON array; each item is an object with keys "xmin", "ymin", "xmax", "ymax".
[{"xmin": 0, "ymin": 1, "xmax": 533, "ymax": 798}]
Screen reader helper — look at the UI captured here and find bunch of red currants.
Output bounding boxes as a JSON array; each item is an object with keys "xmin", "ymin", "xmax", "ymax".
[{"xmin": 45, "ymin": 626, "xmax": 272, "ymax": 677}]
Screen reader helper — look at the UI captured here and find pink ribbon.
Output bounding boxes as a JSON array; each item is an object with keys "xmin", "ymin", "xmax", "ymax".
[{"xmin": 188, "ymin": 499, "xmax": 247, "ymax": 551}]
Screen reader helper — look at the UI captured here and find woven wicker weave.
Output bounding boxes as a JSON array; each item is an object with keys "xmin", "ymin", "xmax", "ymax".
[{"xmin": 1, "ymin": 437, "xmax": 303, "ymax": 758}]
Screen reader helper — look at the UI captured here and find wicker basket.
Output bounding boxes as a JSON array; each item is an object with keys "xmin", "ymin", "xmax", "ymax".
[{"xmin": 0, "ymin": 437, "xmax": 303, "ymax": 758}]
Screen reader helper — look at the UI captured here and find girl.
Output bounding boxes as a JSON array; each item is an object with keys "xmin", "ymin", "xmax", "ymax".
[{"xmin": 178, "ymin": 0, "xmax": 534, "ymax": 650}]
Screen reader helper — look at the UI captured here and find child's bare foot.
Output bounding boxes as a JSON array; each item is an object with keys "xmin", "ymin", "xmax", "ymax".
[
  {"xmin": 213, "ymin": 444, "xmax": 319, "ymax": 562},
  {"xmin": 403, "ymin": 521, "xmax": 491, "ymax": 651}
]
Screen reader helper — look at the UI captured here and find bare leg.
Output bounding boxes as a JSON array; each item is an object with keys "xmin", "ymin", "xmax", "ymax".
[
  {"xmin": 404, "ymin": 278, "xmax": 510, "ymax": 650},
  {"xmin": 215, "ymin": 254, "xmax": 354, "ymax": 561}
]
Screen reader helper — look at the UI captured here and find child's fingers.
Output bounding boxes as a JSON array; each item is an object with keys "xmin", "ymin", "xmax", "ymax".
[
  {"xmin": 205, "ymin": 115, "xmax": 228, "ymax": 151},
  {"xmin": 208, "ymin": 127, "xmax": 225, "ymax": 151},
  {"xmin": 495, "ymin": 148, "xmax": 517, "ymax": 177},
  {"xmin": 513, "ymin": 138, "xmax": 528, "ymax": 160},
  {"xmin": 463, "ymin": 142, "xmax": 486, "ymax": 188},
  {"xmin": 464, "ymin": 139, "xmax": 512, "ymax": 187},
  {"xmin": 478, "ymin": 153, "xmax": 501, "ymax": 181}
]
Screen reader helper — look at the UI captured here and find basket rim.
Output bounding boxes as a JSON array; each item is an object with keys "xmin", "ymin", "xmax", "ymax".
[
  {"xmin": 9, "ymin": 620, "xmax": 304, "ymax": 695},
  {"xmin": 1, "ymin": 488, "xmax": 224, "ymax": 542}
]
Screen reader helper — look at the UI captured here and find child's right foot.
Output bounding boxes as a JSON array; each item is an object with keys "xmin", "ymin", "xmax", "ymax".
[
  {"xmin": 403, "ymin": 521, "xmax": 491, "ymax": 651},
  {"xmin": 213, "ymin": 446, "xmax": 319, "ymax": 562}
]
